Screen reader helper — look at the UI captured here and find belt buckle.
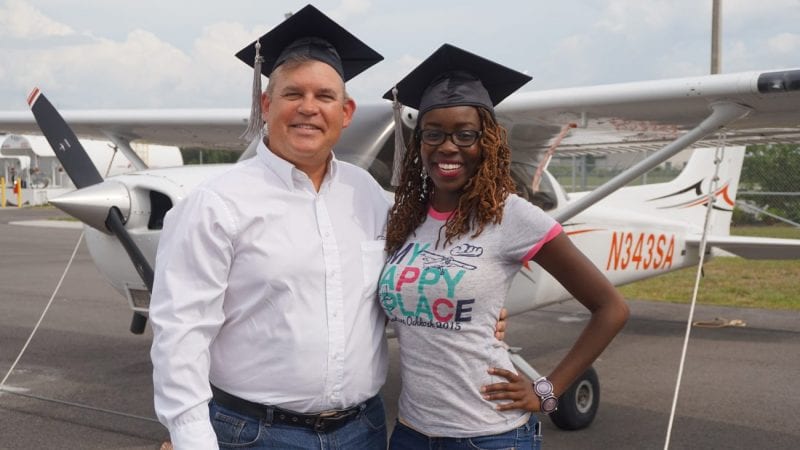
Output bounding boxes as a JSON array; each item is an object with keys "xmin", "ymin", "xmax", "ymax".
[
  {"xmin": 313, "ymin": 409, "xmax": 354, "ymax": 432},
  {"xmin": 313, "ymin": 411, "xmax": 335, "ymax": 432}
]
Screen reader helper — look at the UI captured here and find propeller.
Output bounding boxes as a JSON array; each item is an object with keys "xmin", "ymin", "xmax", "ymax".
[{"xmin": 28, "ymin": 88, "xmax": 153, "ymax": 334}]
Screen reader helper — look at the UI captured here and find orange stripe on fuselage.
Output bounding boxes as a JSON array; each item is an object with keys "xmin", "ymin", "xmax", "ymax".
[
  {"xmin": 566, "ymin": 228, "xmax": 604, "ymax": 236},
  {"xmin": 523, "ymin": 228, "xmax": 603, "ymax": 270}
]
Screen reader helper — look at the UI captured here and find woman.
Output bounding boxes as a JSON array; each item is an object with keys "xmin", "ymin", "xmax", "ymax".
[{"xmin": 379, "ymin": 44, "xmax": 630, "ymax": 449}]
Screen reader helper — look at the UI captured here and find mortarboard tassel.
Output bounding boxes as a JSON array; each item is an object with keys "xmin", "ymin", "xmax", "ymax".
[
  {"xmin": 390, "ymin": 86, "xmax": 406, "ymax": 187},
  {"xmin": 240, "ymin": 40, "xmax": 265, "ymax": 141}
]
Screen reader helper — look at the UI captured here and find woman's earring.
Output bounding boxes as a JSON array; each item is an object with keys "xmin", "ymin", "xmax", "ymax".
[{"xmin": 420, "ymin": 168, "xmax": 429, "ymax": 198}]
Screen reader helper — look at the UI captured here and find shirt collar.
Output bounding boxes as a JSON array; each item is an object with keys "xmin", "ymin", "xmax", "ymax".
[
  {"xmin": 427, "ymin": 205, "xmax": 455, "ymax": 221},
  {"xmin": 256, "ymin": 139, "xmax": 340, "ymax": 191}
]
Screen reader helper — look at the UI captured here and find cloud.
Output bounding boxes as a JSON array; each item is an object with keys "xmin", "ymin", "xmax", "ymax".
[
  {"xmin": 767, "ymin": 32, "xmax": 800, "ymax": 54},
  {"xmin": 5, "ymin": 29, "xmax": 193, "ymax": 108},
  {"xmin": 595, "ymin": 0, "xmax": 687, "ymax": 34},
  {"xmin": 721, "ymin": 30, "xmax": 800, "ymax": 73},
  {"xmin": 1, "ymin": 0, "xmax": 799, "ymax": 110},
  {"xmin": 0, "ymin": 3, "xmax": 257, "ymax": 108},
  {"xmin": 183, "ymin": 22, "xmax": 264, "ymax": 105},
  {"xmin": 554, "ymin": 34, "xmax": 591, "ymax": 54},
  {"xmin": 724, "ymin": 0, "xmax": 799, "ymax": 17},
  {"xmin": 332, "ymin": 0, "xmax": 371, "ymax": 18},
  {"xmin": 352, "ymin": 52, "xmax": 421, "ymax": 102},
  {"xmin": 0, "ymin": 0, "xmax": 74, "ymax": 38}
]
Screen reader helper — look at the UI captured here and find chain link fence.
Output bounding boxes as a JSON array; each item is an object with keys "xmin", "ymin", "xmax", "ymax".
[
  {"xmin": 547, "ymin": 144, "xmax": 800, "ymax": 229},
  {"xmin": 737, "ymin": 144, "xmax": 800, "ymax": 227}
]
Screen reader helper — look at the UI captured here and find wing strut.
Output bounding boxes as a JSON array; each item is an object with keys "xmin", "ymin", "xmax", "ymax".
[
  {"xmin": 553, "ymin": 101, "xmax": 751, "ymax": 223},
  {"xmin": 104, "ymin": 133, "xmax": 148, "ymax": 170}
]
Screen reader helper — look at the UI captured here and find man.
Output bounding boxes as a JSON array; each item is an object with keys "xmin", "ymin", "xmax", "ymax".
[{"xmin": 149, "ymin": 6, "xmax": 390, "ymax": 449}]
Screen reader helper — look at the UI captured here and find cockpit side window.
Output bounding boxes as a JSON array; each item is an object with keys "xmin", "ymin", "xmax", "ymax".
[{"xmin": 511, "ymin": 162, "xmax": 557, "ymax": 211}]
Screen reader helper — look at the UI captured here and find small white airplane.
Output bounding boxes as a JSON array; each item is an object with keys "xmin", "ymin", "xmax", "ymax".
[{"xmin": 1, "ymin": 67, "xmax": 799, "ymax": 430}]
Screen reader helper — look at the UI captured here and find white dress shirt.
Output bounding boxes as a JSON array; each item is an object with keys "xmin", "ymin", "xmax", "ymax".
[{"xmin": 150, "ymin": 140, "xmax": 391, "ymax": 449}]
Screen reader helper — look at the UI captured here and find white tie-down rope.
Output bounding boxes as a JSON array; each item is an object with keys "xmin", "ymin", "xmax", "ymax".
[
  {"xmin": 1, "ymin": 232, "xmax": 84, "ymax": 389},
  {"xmin": 663, "ymin": 137, "xmax": 727, "ymax": 450},
  {"xmin": 1, "ymin": 386, "xmax": 159, "ymax": 423},
  {"xmin": 1, "ymin": 160, "xmax": 159, "ymax": 423},
  {"xmin": 0, "ymin": 229, "xmax": 159, "ymax": 424}
]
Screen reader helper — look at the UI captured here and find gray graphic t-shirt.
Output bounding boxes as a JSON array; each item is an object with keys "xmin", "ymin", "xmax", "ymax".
[{"xmin": 379, "ymin": 194, "xmax": 561, "ymax": 437}]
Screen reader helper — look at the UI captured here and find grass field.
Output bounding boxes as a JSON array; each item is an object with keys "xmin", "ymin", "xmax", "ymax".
[{"xmin": 618, "ymin": 226, "xmax": 800, "ymax": 310}]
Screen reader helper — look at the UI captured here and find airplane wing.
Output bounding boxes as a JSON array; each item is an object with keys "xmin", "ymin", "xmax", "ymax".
[
  {"xmin": 0, "ymin": 107, "xmax": 249, "ymax": 150},
  {"xmin": 688, "ymin": 235, "xmax": 800, "ymax": 260},
  {"xmin": 0, "ymin": 102, "xmax": 396, "ymax": 159},
  {"xmin": 3, "ymin": 70, "xmax": 799, "ymax": 156},
  {"xmin": 499, "ymin": 68, "xmax": 800, "ymax": 158},
  {"xmin": 0, "ymin": 100, "xmax": 397, "ymax": 175}
]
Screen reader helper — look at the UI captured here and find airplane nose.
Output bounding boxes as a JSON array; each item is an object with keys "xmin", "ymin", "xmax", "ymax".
[{"xmin": 50, "ymin": 181, "xmax": 132, "ymax": 234}]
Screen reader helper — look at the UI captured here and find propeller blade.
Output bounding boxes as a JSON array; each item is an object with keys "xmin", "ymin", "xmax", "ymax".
[
  {"xmin": 105, "ymin": 207, "xmax": 153, "ymax": 335},
  {"xmin": 27, "ymin": 88, "xmax": 153, "ymax": 334},
  {"xmin": 27, "ymin": 87, "xmax": 104, "ymax": 188},
  {"xmin": 106, "ymin": 206, "xmax": 153, "ymax": 334},
  {"xmin": 105, "ymin": 207, "xmax": 154, "ymax": 292}
]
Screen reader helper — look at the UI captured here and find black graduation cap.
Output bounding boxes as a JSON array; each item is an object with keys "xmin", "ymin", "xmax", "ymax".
[
  {"xmin": 384, "ymin": 44, "xmax": 531, "ymax": 186},
  {"xmin": 235, "ymin": 4, "xmax": 383, "ymax": 81},
  {"xmin": 383, "ymin": 43, "xmax": 531, "ymax": 119},
  {"xmin": 236, "ymin": 4, "xmax": 383, "ymax": 140}
]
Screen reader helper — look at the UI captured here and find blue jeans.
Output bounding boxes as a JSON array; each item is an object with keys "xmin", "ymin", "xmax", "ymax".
[
  {"xmin": 389, "ymin": 414, "xmax": 542, "ymax": 450},
  {"xmin": 209, "ymin": 394, "xmax": 387, "ymax": 449}
]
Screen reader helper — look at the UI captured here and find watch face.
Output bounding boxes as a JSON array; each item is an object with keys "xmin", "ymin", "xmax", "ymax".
[
  {"xmin": 541, "ymin": 396, "xmax": 558, "ymax": 413},
  {"xmin": 534, "ymin": 379, "xmax": 553, "ymax": 396}
]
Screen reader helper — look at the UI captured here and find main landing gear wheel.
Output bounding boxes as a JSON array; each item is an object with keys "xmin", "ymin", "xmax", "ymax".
[{"xmin": 549, "ymin": 366, "xmax": 599, "ymax": 430}]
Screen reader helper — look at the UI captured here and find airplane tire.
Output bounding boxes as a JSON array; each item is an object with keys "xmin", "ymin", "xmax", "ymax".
[
  {"xmin": 549, "ymin": 366, "xmax": 599, "ymax": 430},
  {"xmin": 130, "ymin": 312, "xmax": 148, "ymax": 335}
]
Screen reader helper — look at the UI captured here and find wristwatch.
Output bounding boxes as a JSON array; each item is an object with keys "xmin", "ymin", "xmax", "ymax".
[{"xmin": 533, "ymin": 377, "xmax": 558, "ymax": 414}]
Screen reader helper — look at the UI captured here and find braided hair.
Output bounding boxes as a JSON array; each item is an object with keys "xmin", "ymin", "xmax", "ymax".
[{"xmin": 385, "ymin": 107, "xmax": 516, "ymax": 254}]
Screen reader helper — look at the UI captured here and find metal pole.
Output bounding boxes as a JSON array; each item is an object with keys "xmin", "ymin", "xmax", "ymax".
[
  {"xmin": 711, "ymin": 0, "xmax": 722, "ymax": 74},
  {"xmin": 580, "ymin": 155, "xmax": 587, "ymax": 190},
  {"xmin": 571, "ymin": 155, "xmax": 576, "ymax": 191}
]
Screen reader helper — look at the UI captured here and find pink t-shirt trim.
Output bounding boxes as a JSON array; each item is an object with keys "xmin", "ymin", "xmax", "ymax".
[
  {"xmin": 428, "ymin": 206, "xmax": 455, "ymax": 221},
  {"xmin": 521, "ymin": 222, "xmax": 563, "ymax": 263}
]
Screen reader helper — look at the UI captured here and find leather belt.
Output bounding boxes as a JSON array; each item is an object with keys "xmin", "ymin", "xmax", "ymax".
[{"xmin": 210, "ymin": 385, "xmax": 365, "ymax": 433}]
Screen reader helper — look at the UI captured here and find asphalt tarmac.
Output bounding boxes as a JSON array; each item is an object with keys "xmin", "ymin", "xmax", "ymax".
[{"xmin": 1, "ymin": 206, "xmax": 799, "ymax": 449}]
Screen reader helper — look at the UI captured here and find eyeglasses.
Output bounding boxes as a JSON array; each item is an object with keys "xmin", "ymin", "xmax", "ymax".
[{"xmin": 418, "ymin": 129, "xmax": 482, "ymax": 147}]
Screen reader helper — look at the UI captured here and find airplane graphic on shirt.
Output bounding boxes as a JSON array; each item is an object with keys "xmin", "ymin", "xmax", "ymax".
[{"xmin": 420, "ymin": 245, "xmax": 483, "ymax": 273}]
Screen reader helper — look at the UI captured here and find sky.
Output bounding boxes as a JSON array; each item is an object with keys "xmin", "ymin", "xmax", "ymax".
[{"xmin": 0, "ymin": 0, "xmax": 798, "ymax": 111}]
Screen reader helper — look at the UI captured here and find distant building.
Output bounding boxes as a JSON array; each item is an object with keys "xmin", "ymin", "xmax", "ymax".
[{"xmin": 1, "ymin": 134, "xmax": 182, "ymax": 205}]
